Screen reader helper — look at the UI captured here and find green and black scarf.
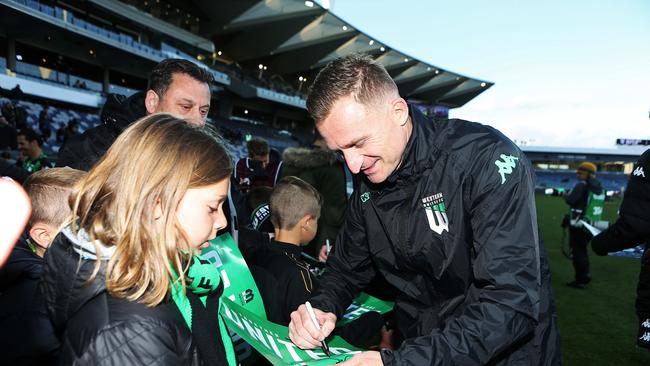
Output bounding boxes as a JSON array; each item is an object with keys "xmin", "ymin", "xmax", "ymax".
[{"xmin": 170, "ymin": 255, "xmax": 237, "ymax": 365}]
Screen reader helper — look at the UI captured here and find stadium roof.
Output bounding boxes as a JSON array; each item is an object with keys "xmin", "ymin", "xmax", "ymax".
[{"xmin": 190, "ymin": 0, "xmax": 493, "ymax": 108}]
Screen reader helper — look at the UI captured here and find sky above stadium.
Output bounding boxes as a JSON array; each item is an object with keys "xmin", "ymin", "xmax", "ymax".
[{"xmin": 321, "ymin": 0, "xmax": 650, "ymax": 148}]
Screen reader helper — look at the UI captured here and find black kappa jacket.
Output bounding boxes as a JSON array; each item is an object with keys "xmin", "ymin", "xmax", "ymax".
[
  {"xmin": 592, "ymin": 149, "xmax": 650, "ymax": 318},
  {"xmin": 310, "ymin": 107, "xmax": 561, "ymax": 365}
]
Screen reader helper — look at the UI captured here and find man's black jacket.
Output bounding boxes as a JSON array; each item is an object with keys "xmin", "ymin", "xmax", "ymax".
[
  {"xmin": 56, "ymin": 92, "xmax": 145, "ymax": 170},
  {"xmin": 592, "ymin": 149, "xmax": 650, "ymax": 317},
  {"xmin": 311, "ymin": 108, "xmax": 561, "ymax": 365}
]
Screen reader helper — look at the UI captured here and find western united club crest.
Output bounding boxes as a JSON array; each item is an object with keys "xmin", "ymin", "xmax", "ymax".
[{"xmin": 422, "ymin": 193, "xmax": 449, "ymax": 235}]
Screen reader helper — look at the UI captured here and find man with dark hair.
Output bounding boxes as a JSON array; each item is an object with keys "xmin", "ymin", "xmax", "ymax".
[
  {"xmin": 16, "ymin": 129, "xmax": 52, "ymax": 174},
  {"xmin": 288, "ymin": 54, "xmax": 560, "ymax": 365},
  {"xmin": 564, "ymin": 162, "xmax": 604, "ymax": 289},
  {"xmin": 57, "ymin": 58, "xmax": 213, "ymax": 170},
  {"xmin": 56, "ymin": 58, "xmax": 268, "ymax": 268}
]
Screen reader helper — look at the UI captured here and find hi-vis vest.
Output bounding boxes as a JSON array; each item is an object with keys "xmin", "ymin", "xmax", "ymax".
[
  {"xmin": 583, "ymin": 191, "xmax": 605, "ymax": 223},
  {"xmin": 570, "ymin": 190, "xmax": 605, "ymax": 227}
]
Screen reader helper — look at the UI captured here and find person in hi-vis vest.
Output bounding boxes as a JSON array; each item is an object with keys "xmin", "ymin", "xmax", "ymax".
[{"xmin": 564, "ymin": 161, "xmax": 604, "ymax": 289}]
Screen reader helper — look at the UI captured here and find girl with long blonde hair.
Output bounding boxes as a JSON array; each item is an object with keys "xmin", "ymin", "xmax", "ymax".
[{"xmin": 41, "ymin": 113, "xmax": 236, "ymax": 365}]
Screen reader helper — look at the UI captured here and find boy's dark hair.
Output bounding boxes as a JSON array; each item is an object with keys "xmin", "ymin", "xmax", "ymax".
[
  {"xmin": 307, "ymin": 53, "xmax": 398, "ymax": 123},
  {"xmin": 148, "ymin": 59, "xmax": 214, "ymax": 98},
  {"xmin": 17, "ymin": 128, "xmax": 43, "ymax": 146},
  {"xmin": 270, "ymin": 176, "xmax": 322, "ymax": 230},
  {"xmin": 247, "ymin": 137, "xmax": 270, "ymax": 157}
]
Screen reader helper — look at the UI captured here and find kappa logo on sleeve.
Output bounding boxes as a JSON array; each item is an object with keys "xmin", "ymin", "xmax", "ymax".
[
  {"xmin": 422, "ymin": 193, "xmax": 449, "ymax": 235},
  {"xmin": 495, "ymin": 154, "xmax": 519, "ymax": 184},
  {"xmin": 633, "ymin": 166, "xmax": 645, "ymax": 178}
]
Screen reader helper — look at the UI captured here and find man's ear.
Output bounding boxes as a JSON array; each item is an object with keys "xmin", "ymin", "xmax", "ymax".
[
  {"xmin": 144, "ymin": 90, "xmax": 160, "ymax": 114},
  {"xmin": 391, "ymin": 97, "xmax": 409, "ymax": 126},
  {"xmin": 29, "ymin": 222, "xmax": 54, "ymax": 249}
]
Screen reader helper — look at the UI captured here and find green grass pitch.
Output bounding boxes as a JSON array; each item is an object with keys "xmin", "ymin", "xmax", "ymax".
[{"xmin": 536, "ymin": 194, "xmax": 650, "ymax": 365}]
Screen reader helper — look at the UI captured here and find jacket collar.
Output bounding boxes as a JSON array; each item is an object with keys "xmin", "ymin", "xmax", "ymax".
[
  {"xmin": 100, "ymin": 91, "xmax": 146, "ymax": 136},
  {"xmin": 380, "ymin": 105, "xmax": 437, "ymax": 187},
  {"xmin": 62, "ymin": 225, "xmax": 115, "ymax": 260},
  {"xmin": 271, "ymin": 240, "xmax": 303, "ymax": 257}
]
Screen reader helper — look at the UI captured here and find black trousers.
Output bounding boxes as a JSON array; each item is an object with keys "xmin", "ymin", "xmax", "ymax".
[{"xmin": 569, "ymin": 226, "xmax": 592, "ymax": 283}]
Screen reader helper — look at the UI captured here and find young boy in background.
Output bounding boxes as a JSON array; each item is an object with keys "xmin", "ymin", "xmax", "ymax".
[
  {"xmin": 251, "ymin": 176, "xmax": 385, "ymax": 348},
  {"xmin": 253, "ymin": 176, "xmax": 322, "ymax": 325},
  {"xmin": 0, "ymin": 167, "xmax": 85, "ymax": 365}
]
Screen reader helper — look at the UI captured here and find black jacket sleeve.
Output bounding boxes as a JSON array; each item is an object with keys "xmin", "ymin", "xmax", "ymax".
[
  {"xmin": 592, "ymin": 154, "xmax": 650, "ymax": 255},
  {"xmin": 565, "ymin": 181, "xmax": 587, "ymax": 208},
  {"xmin": 382, "ymin": 141, "xmax": 540, "ymax": 365},
  {"xmin": 309, "ymin": 194, "xmax": 376, "ymax": 318}
]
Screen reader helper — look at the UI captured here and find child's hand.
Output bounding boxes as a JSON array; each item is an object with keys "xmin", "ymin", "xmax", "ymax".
[{"xmin": 318, "ymin": 243, "xmax": 330, "ymax": 262}]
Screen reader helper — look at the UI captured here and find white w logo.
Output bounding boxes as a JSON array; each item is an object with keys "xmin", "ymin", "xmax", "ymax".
[
  {"xmin": 634, "ymin": 166, "xmax": 645, "ymax": 177},
  {"xmin": 425, "ymin": 207, "xmax": 449, "ymax": 235}
]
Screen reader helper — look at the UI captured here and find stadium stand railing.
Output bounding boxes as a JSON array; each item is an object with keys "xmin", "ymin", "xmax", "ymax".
[
  {"xmin": 5, "ymin": 0, "xmax": 307, "ymax": 109},
  {"xmin": 1, "ymin": 56, "xmax": 139, "ymax": 98}
]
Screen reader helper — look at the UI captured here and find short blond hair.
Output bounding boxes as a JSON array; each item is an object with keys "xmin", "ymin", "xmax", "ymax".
[
  {"xmin": 307, "ymin": 53, "xmax": 398, "ymax": 123},
  {"xmin": 270, "ymin": 176, "xmax": 322, "ymax": 230},
  {"xmin": 23, "ymin": 167, "xmax": 86, "ymax": 228},
  {"xmin": 70, "ymin": 113, "xmax": 233, "ymax": 307}
]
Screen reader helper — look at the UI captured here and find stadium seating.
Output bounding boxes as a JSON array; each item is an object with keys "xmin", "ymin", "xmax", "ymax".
[
  {"xmin": 0, "ymin": 95, "xmax": 302, "ymax": 163},
  {"xmin": 535, "ymin": 170, "xmax": 628, "ymax": 192},
  {"xmin": 1, "ymin": 97, "xmax": 100, "ymax": 154}
]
